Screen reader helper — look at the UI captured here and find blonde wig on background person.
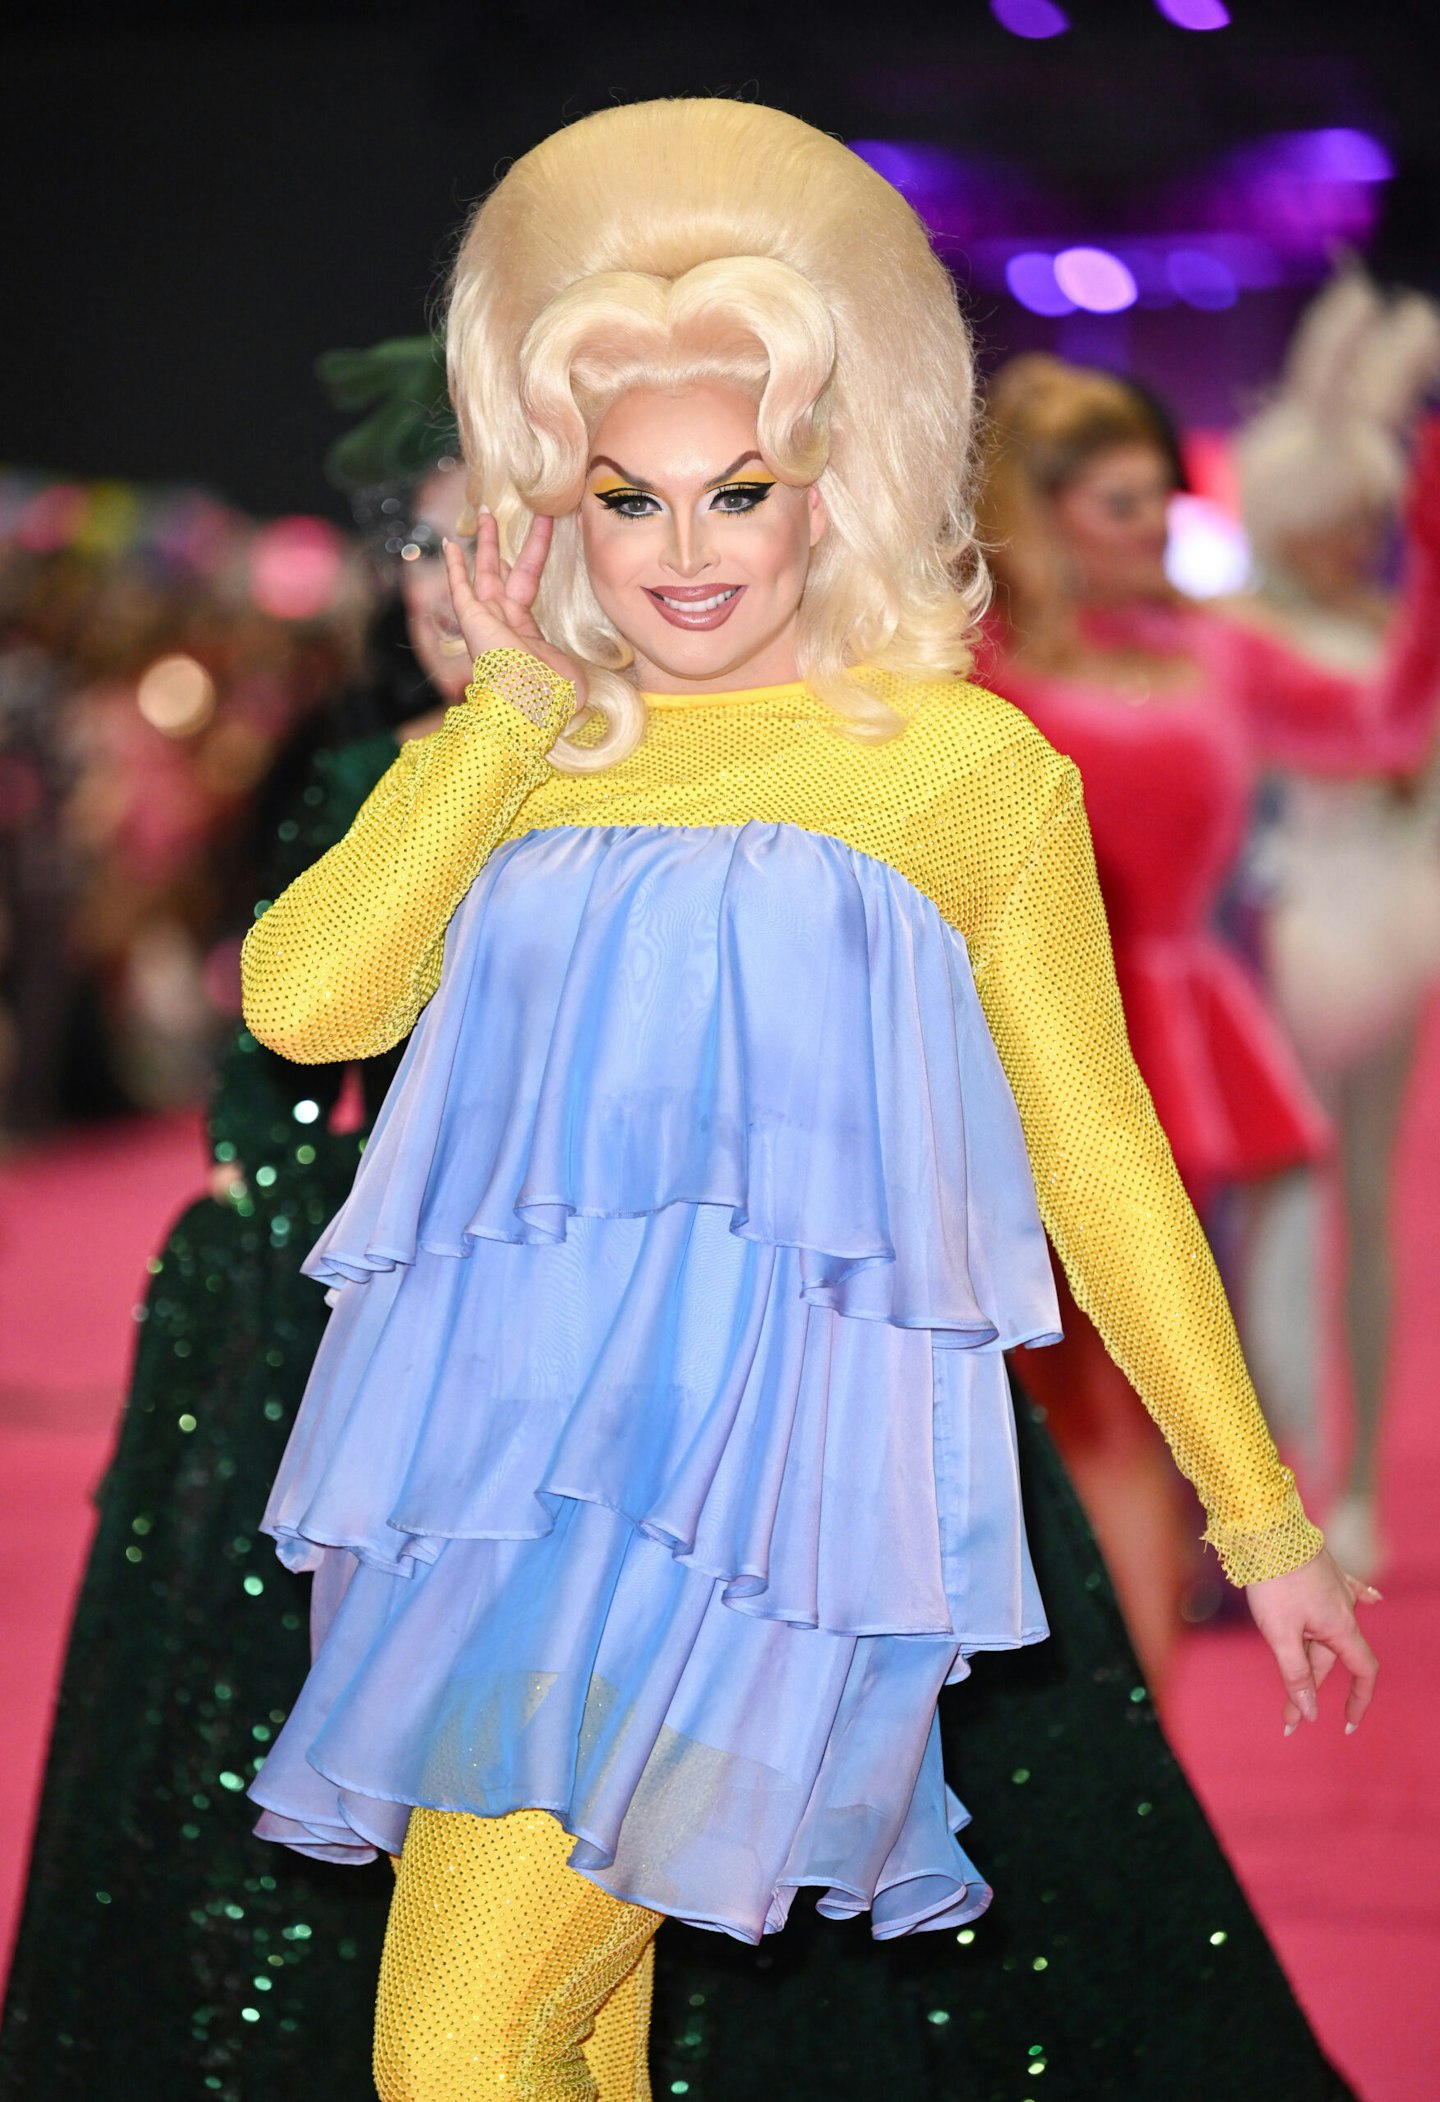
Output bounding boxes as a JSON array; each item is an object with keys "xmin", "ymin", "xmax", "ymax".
[
  {"xmin": 446, "ymin": 97, "xmax": 986, "ymax": 772},
  {"xmin": 980, "ymin": 353, "xmax": 1177, "ymax": 671}
]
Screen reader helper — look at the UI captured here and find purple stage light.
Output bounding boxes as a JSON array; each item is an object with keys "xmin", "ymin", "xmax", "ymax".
[
  {"xmin": 1167, "ymin": 248, "xmax": 1237, "ymax": 310},
  {"xmin": 1054, "ymin": 247, "xmax": 1138, "ymax": 314},
  {"xmin": 849, "ymin": 141, "xmax": 1063, "ymax": 247},
  {"xmin": 1205, "ymin": 234, "xmax": 1281, "ymax": 289},
  {"xmin": 1113, "ymin": 246, "xmax": 1173, "ymax": 308},
  {"xmin": 846, "ymin": 139, "xmax": 992, "ymax": 243},
  {"xmin": 989, "ymin": 0, "xmax": 1070, "ymax": 39},
  {"xmin": 1239, "ymin": 130, "xmax": 1393, "ymax": 248},
  {"xmin": 1167, "ymin": 128, "xmax": 1393, "ymax": 259},
  {"xmin": 1302, "ymin": 128, "xmax": 1394, "ymax": 182},
  {"xmin": 1154, "ymin": 0, "xmax": 1230, "ymax": 27},
  {"xmin": 849, "ymin": 139, "xmax": 972, "ymax": 199},
  {"xmin": 1005, "ymin": 252, "xmax": 1077, "ymax": 317}
]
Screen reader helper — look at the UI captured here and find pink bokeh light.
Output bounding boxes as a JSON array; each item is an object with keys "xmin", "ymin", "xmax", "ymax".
[
  {"xmin": 248, "ymin": 516, "xmax": 345, "ymax": 622},
  {"xmin": 1054, "ymin": 248, "xmax": 1138, "ymax": 314}
]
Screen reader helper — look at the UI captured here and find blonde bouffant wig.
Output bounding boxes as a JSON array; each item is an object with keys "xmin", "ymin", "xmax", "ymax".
[{"xmin": 446, "ymin": 98, "xmax": 985, "ymax": 772}]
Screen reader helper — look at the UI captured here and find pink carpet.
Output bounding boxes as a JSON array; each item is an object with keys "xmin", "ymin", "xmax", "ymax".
[
  {"xmin": 2, "ymin": 1055, "xmax": 1438, "ymax": 2095},
  {"xmin": 0, "ymin": 1113, "xmax": 208, "ymax": 1985},
  {"xmin": 1167, "ymin": 998, "xmax": 1440, "ymax": 2102}
]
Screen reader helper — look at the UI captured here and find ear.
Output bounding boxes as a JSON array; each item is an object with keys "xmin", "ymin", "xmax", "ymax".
[{"xmin": 806, "ymin": 482, "xmax": 828, "ymax": 548}]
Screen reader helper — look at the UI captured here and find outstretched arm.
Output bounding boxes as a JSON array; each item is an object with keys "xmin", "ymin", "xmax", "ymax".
[
  {"xmin": 972, "ymin": 766, "xmax": 1377, "ymax": 1725},
  {"xmin": 1238, "ymin": 415, "xmax": 1440, "ymax": 774}
]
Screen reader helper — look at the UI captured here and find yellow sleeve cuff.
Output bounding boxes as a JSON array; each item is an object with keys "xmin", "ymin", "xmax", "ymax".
[{"xmin": 1204, "ymin": 1485, "xmax": 1325, "ymax": 1587}]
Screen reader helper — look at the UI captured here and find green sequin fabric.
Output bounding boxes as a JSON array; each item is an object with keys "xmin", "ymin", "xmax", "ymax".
[
  {"xmin": 1, "ymin": 731, "xmax": 1351, "ymax": 2101},
  {"xmin": 0, "ymin": 738, "xmax": 401, "ymax": 2101},
  {"xmin": 651, "ymin": 1390, "xmax": 1353, "ymax": 2099}
]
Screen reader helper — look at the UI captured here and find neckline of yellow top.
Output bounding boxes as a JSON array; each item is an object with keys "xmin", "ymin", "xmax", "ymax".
[{"xmin": 638, "ymin": 679, "xmax": 814, "ymax": 707}]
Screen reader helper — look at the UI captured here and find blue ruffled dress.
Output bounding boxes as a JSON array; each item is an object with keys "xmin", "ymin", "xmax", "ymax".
[{"xmin": 252, "ymin": 821, "xmax": 1061, "ymax": 1943}]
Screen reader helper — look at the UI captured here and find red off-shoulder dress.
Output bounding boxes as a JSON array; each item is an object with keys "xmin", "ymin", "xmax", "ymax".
[{"xmin": 995, "ymin": 597, "xmax": 1440, "ymax": 1205}]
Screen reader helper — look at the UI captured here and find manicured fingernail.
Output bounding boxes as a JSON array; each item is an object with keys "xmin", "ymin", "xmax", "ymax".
[
  {"xmin": 1365, "ymin": 1587, "xmax": 1384, "ymax": 1602},
  {"xmin": 1345, "ymin": 1722, "xmax": 1359, "ymax": 1735},
  {"xmin": 1299, "ymin": 1691, "xmax": 1318, "ymax": 1723},
  {"xmin": 1284, "ymin": 1721, "xmax": 1298, "ymax": 1738}
]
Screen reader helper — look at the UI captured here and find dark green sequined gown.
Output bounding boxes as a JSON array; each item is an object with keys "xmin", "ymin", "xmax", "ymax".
[
  {"xmin": 0, "ymin": 734, "xmax": 1352, "ymax": 2101},
  {"xmin": 0, "ymin": 737, "xmax": 400, "ymax": 2101},
  {"xmin": 651, "ymin": 1397, "xmax": 1353, "ymax": 2099}
]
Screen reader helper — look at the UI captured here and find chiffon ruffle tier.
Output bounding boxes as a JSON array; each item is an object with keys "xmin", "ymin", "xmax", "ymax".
[{"xmin": 252, "ymin": 822, "xmax": 1061, "ymax": 1943}]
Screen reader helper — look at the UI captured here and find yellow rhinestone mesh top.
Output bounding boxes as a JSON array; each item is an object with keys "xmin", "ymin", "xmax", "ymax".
[{"xmin": 242, "ymin": 650, "xmax": 1322, "ymax": 1585}]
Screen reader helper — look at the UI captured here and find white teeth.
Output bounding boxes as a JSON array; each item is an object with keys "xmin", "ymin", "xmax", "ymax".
[{"xmin": 657, "ymin": 588, "xmax": 738, "ymax": 613}]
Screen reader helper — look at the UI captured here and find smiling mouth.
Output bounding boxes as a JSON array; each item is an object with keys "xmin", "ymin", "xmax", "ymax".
[{"xmin": 645, "ymin": 585, "xmax": 745, "ymax": 631}]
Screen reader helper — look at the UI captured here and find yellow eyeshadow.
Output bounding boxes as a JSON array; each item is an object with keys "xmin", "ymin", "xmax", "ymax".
[
  {"xmin": 723, "ymin": 472, "xmax": 776, "ymax": 487},
  {"xmin": 589, "ymin": 475, "xmax": 632, "ymax": 498}
]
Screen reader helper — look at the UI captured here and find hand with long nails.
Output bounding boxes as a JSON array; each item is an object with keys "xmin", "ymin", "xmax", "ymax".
[
  {"xmin": 1246, "ymin": 1548, "xmax": 1381, "ymax": 1737},
  {"xmin": 442, "ymin": 510, "xmax": 586, "ymax": 703}
]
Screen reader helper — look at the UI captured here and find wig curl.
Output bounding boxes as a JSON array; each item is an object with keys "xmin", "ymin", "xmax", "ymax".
[{"xmin": 447, "ymin": 99, "xmax": 984, "ymax": 770}]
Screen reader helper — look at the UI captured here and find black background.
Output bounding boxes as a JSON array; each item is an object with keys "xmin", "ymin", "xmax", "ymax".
[{"xmin": 4, "ymin": 0, "xmax": 1434, "ymax": 515}]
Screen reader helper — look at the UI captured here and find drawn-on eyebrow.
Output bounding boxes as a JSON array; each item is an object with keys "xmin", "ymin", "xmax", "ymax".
[
  {"xmin": 586, "ymin": 450, "xmax": 766, "ymax": 492},
  {"xmin": 587, "ymin": 456, "xmax": 654, "ymax": 490},
  {"xmin": 704, "ymin": 451, "xmax": 765, "ymax": 489}
]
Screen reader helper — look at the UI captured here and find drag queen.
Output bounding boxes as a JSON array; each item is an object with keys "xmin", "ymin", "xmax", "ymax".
[{"xmin": 241, "ymin": 103, "xmax": 1375, "ymax": 2097}]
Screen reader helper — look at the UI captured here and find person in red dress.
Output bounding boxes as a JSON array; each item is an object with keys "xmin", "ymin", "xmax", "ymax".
[{"xmin": 978, "ymin": 354, "xmax": 1440, "ymax": 1691}]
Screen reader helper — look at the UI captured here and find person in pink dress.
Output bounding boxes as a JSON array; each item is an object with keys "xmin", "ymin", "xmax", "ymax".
[
  {"xmin": 978, "ymin": 353, "xmax": 1440, "ymax": 1691},
  {"xmin": 1233, "ymin": 269, "xmax": 1440, "ymax": 1578}
]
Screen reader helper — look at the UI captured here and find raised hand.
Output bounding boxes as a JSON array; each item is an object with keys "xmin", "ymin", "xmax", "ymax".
[
  {"xmin": 1246, "ymin": 1547, "xmax": 1380, "ymax": 1736},
  {"xmin": 442, "ymin": 509, "xmax": 586, "ymax": 701}
]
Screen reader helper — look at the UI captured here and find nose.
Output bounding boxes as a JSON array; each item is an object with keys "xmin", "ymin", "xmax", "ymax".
[{"xmin": 661, "ymin": 505, "xmax": 718, "ymax": 579}]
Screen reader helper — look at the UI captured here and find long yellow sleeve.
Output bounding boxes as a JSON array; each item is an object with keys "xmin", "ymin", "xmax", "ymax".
[
  {"xmin": 240, "ymin": 650, "xmax": 574, "ymax": 1063},
  {"xmin": 971, "ymin": 766, "xmax": 1322, "ymax": 1584},
  {"xmin": 240, "ymin": 658, "xmax": 1318, "ymax": 1582}
]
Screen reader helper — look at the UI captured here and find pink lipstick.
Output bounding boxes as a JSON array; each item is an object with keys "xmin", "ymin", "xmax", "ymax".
[{"xmin": 644, "ymin": 584, "xmax": 746, "ymax": 631}]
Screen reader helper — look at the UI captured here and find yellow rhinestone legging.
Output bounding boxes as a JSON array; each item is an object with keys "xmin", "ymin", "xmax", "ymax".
[{"xmin": 375, "ymin": 1809, "xmax": 662, "ymax": 2101}]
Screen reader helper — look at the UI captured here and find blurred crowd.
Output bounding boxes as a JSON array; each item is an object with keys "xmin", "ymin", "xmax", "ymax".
[{"xmin": 0, "ymin": 473, "xmax": 368, "ymax": 1133}]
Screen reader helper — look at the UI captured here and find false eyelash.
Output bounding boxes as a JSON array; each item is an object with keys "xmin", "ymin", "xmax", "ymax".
[
  {"xmin": 593, "ymin": 488, "xmax": 655, "ymax": 512},
  {"xmin": 591, "ymin": 481, "xmax": 776, "ymax": 518},
  {"xmin": 707, "ymin": 484, "xmax": 777, "ymax": 513}
]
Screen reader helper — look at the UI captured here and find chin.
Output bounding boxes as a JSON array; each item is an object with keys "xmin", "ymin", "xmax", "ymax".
[{"xmin": 637, "ymin": 625, "xmax": 757, "ymax": 687}]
